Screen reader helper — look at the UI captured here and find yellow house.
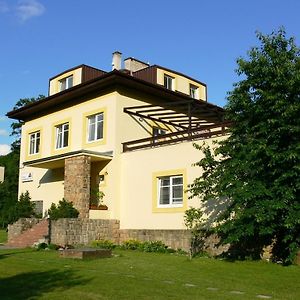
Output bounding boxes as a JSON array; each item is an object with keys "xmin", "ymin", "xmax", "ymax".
[{"xmin": 7, "ymin": 52, "xmax": 229, "ymax": 231}]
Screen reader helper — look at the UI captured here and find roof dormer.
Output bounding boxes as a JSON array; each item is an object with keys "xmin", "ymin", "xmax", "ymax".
[{"xmin": 49, "ymin": 65, "xmax": 106, "ymax": 96}]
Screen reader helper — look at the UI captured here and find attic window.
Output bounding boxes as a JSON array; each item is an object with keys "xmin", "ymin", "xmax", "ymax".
[
  {"xmin": 164, "ymin": 74, "xmax": 174, "ymax": 90},
  {"xmin": 59, "ymin": 75, "xmax": 73, "ymax": 91}
]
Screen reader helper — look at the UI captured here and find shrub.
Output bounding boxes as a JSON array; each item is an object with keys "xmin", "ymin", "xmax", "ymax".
[
  {"xmin": 47, "ymin": 243, "xmax": 59, "ymax": 250},
  {"xmin": 120, "ymin": 239, "xmax": 141, "ymax": 250},
  {"xmin": 90, "ymin": 239, "xmax": 116, "ymax": 249},
  {"xmin": 16, "ymin": 191, "xmax": 36, "ymax": 218},
  {"xmin": 140, "ymin": 241, "xmax": 169, "ymax": 253},
  {"xmin": 48, "ymin": 198, "xmax": 79, "ymax": 220}
]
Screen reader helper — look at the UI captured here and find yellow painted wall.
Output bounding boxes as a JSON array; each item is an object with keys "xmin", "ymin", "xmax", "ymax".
[
  {"xmin": 156, "ymin": 68, "xmax": 207, "ymax": 101},
  {"xmin": 119, "ymin": 136, "xmax": 225, "ymax": 230},
  {"xmin": 19, "ymin": 92, "xmax": 118, "ymax": 215},
  {"xmin": 49, "ymin": 67, "xmax": 82, "ymax": 96}
]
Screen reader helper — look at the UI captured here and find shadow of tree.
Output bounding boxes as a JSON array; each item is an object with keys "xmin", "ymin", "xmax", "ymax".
[{"xmin": 0, "ymin": 269, "xmax": 91, "ymax": 299}]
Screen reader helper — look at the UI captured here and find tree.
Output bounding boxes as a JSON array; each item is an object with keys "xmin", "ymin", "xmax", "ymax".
[
  {"xmin": 47, "ymin": 199, "xmax": 79, "ymax": 220},
  {"xmin": 189, "ymin": 29, "xmax": 300, "ymax": 264},
  {"xmin": 16, "ymin": 191, "xmax": 36, "ymax": 218}
]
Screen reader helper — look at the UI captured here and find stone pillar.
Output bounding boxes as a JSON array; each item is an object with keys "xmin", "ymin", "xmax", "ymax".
[{"xmin": 64, "ymin": 155, "xmax": 91, "ymax": 218}]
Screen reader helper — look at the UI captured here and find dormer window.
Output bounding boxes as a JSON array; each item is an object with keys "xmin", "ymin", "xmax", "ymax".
[
  {"xmin": 190, "ymin": 84, "xmax": 198, "ymax": 99},
  {"xmin": 164, "ymin": 74, "xmax": 174, "ymax": 90},
  {"xmin": 59, "ymin": 75, "xmax": 73, "ymax": 91}
]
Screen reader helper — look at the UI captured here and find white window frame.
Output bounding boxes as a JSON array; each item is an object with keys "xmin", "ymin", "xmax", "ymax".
[
  {"xmin": 157, "ymin": 175, "xmax": 183, "ymax": 208},
  {"xmin": 164, "ymin": 74, "xmax": 174, "ymax": 90},
  {"xmin": 55, "ymin": 123, "xmax": 69, "ymax": 149},
  {"xmin": 87, "ymin": 112, "xmax": 104, "ymax": 142},
  {"xmin": 190, "ymin": 84, "xmax": 198, "ymax": 99},
  {"xmin": 29, "ymin": 131, "xmax": 40, "ymax": 155},
  {"xmin": 59, "ymin": 75, "xmax": 73, "ymax": 91}
]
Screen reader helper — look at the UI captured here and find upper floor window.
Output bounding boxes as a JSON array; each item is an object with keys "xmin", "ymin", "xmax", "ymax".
[
  {"xmin": 55, "ymin": 123, "xmax": 69, "ymax": 149},
  {"xmin": 158, "ymin": 175, "xmax": 183, "ymax": 207},
  {"xmin": 59, "ymin": 75, "xmax": 73, "ymax": 91},
  {"xmin": 29, "ymin": 131, "xmax": 40, "ymax": 155},
  {"xmin": 190, "ymin": 84, "xmax": 198, "ymax": 99},
  {"xmin": 153, "ymin": 127, "xmax": 167, "ymax": 137},
  {"xmin": 164, "ymin": 74, "xmax": 174, "ymax": 90},
  {"xmin": 87, "ymin": 113, "xmax": 103, "ymax": 142}
]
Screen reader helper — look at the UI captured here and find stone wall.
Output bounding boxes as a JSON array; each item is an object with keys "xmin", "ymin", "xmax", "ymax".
[
  {"xmin": 8, "ymin": 218, "xmax": 41, "ymax": 241},
  {"xmin": 50, "ymin": 218, "xmax": 120, "ymax": 246},
  {"xmin": 64, "ymin": 155, "xmax": 91, "ymax": 218},
  {"xmin": 119, "ymin": 229, "xmax": 191, "ymax": 251}
]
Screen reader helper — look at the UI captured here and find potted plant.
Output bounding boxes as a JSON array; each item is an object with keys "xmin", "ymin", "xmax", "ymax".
[{"xmin": 90, "ymin": 189, "xmax": 108, "ymax": 210}]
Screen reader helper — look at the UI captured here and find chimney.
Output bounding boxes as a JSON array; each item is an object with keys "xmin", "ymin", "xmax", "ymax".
[
  {"xmin": 124, "ymin": 57, "xmax": 149, "ymax": 74},
  {"xmin": 112, "ymin": 51, "xmax": 122, "ymax": 70}
]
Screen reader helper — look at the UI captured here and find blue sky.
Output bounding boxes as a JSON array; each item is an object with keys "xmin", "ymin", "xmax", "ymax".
[{"xmin": 0, "ymin": 0, "xmax": 299, "ymax": 155}]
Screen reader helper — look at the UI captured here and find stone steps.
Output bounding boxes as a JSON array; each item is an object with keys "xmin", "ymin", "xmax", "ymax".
[{"xmin": 7, "ymin": 219, "xmax": 49, "ymax": 248}]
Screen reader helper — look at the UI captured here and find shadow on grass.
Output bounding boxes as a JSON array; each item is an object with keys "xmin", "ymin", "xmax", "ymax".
[{"xmin": 0, "ymin": 269, "xmax": 91, "ymax": 299}]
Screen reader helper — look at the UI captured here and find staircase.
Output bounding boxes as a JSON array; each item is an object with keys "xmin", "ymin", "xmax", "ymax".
[{"xmin": 7, "ymin": 219, "xmax": 49, "ymax": 248}]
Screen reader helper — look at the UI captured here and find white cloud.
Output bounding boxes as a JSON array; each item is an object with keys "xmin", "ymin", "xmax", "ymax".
[
  {"xmin": 0, "ymin": 144, "xmax": 10, "ymax": 156},
  {"xmin": 0, "ymin": 129, "xmax": 8, "ymax": 136},
  {"xmin": 16, "ymin": 0, "xmax": 45, "ymax": 22},
  {"xmin": 0, "ymin": 1, "xmax": 9, "ymax": 13}
]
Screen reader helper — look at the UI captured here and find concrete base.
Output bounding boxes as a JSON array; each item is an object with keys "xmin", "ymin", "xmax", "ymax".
[{"xmin": 60, "ymin": 248, "xmax": 112, "ymax": 259}]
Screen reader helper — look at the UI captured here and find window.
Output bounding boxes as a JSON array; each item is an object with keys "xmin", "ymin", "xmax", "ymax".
[
  {"xmin": 158, "ymin": 175, "xmax": 183, "ymax": 207},
  {"xmin": 55, "ymin": 123, "xmax": 69, "ymax": 149},
  {"xmin": 87, "ymin": 112, "xmax": 103, "ymax": 142},
  {"xmin": 59, "ymin": 75, "xmax": 73, "ymax": 91},
  {"xmin": 29, "ymin": 131, "xmax": 40, "ymax": 155},
  {"xmin": 153, "ymin": 127, "xmax": 167, "ymax": 137},
  {"xmin": 164, "ymin": 74, "xmax": 174, "ymax": 90},
  {"xmin": 190, "ymin": 84, "xmax": 198, "ymax": 99},
  {"xmin": 32, "ymin": 200, "xmax": 43, "ymax": 216}
]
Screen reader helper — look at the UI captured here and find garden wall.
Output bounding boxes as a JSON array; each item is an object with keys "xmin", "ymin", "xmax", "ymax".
[{"xmin": 50, "ymin": 218, "xmax": 120, "ymax": 246}]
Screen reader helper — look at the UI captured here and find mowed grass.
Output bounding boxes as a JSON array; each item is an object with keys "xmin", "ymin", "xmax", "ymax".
[
  {"xmin": 0, "ymin": 248, "xmax": 299, "ymax": 300},
  {"xmin": 0, "ymin": 229, "xmax": 7, "ymax": 243}
]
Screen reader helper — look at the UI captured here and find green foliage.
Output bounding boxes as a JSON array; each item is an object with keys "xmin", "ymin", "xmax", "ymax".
[
  {"xmin": 140, "ymin": 241, "xmax": 169, "ymax": 253},
  {"xmin": 90, "ymin": 239, "xmax": 116, "ymax": 249},
  {"xmin": 119, "ymin": 239, "xmax": 141, "ymax": 250},
  {"xmin": 189, "ymin": 28, "xmax": 300, "ymax": 265},
  {"xmin": 184, "ymin": 208, "xmax": 207, "ymax": 258},
  {"xmin": 47, "ymin": 199, "xmax": 79, "ymax": 220},
  {"xmin": 16, "ymin": 191, "xmax": 36, "ymax": 218},
  {"xmin": 0, "ymin": 151, "xmax": 20, "ymax": 228}
]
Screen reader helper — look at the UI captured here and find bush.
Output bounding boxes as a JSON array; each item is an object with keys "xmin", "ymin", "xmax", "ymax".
[
  {"xmin": 48, "ymin": 198, "xmax": 79, "ymax": 220},
  {"xmin": 120, "ymin": 239, "xmax": 141, "ymax": 250},
  {"xmin": 140, "ymin": 240, "xmax": 169, "ymax": 253},
  {"xmin": 90, "ymin": 239, "xmax": 116, "ymax": 249}
]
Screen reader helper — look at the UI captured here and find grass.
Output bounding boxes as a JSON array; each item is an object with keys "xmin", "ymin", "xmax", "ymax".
[
  {"xmin": 0, "ymin": 229, "xmax": 7, "ymax": 244},
  {"xmin": 0, "ymin": 248, "xmax": 299, "ymax": 300}
]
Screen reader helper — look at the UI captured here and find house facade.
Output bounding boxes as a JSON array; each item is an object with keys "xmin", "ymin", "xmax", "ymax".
[{"xmin": 7, "ymin": 52, "xmax": 228, "ymax": 231}]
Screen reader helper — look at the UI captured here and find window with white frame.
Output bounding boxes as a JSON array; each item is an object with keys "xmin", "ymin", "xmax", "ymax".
[
  {"xmin": 164, "ymin": 74, "xmax": 174, "ymax": 90},
  {"xmin": 87, "ymin": 112, "xmax": 103, "ymax": 142},
  {"xmin": 189, "ymin": 84, "xmax": 198, "ymax": 99},
  {"xmin": 59, "ymin": 75, "xmax": 73, "ymax": 91},
  {"xmin": 29, "ymin": 131, "xmax": 40, "ymax": 155},
  {"xmin": 55, "ymin": 123, "xmax": 69, "ymax": 149},
  {"xmin": 158, "ymin": 175, "xmax": 183, "ymax": 207}
]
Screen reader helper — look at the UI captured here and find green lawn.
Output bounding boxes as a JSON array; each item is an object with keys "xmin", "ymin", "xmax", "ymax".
[
  {"xmin": 0, "ymin": 229, "xmax": 7, "ymax": 244},
  {"xmin": 0, "ymin": 248, "xmax": 299, "ymax": 300}
]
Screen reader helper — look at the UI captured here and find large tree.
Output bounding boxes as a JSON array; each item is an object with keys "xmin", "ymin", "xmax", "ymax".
[{"xmin": 189, "ymin": 29, "xmax": 300, "ymax": 264}]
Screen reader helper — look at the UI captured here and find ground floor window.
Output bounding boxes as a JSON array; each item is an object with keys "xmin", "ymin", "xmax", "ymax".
[{"xmin": 158, "ymin": 175, "xmax": 183, "ymax": 207}]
